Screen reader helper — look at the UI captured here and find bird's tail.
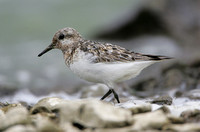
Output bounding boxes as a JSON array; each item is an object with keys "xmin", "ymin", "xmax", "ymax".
[{"xmin": 134, "ymin": 53, "xmax": 173, "ymax": 61}]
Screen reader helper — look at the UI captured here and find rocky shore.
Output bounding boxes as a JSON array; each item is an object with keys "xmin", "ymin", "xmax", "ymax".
[{"xmin": 0, "ymin": 97, "xmax": 200, "ymax": 132}]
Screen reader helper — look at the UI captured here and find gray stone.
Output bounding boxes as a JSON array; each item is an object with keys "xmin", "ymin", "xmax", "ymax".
[{"xmin": 150, "ymin": 95, "xmax": 172, "ymax": 105}]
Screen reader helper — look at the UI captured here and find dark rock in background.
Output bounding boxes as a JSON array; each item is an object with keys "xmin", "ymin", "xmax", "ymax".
[
  {"xmin": 96, "ymin": 9, "xmax": 168, "ymax": 40},
  {"xmin": 130, "ymin": 60, "xmax": 200, "ymax": 98}
]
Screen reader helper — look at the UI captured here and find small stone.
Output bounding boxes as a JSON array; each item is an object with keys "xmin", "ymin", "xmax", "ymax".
[
  {"xmin": 85, "ymin": 126, "xmax": 134, "ymax": 132},
  {"xmin": 157, "ymin": 106, "xmax": 170, "ymax": 114},
  {"xmin": 131, "ymin": 110, "xmax": 169, "ymax": 130},
  {"xmin": 60, "ymin": 122, "xmax": 81, "ymax": 132},
  {"xmin": 60, "ymin": 100, "xmax": 132, "ymax": 128},
  {"xmin": 0, "ymin": 106, "xmax": 29, "ymax": 131},
  {"xmin": 150, "ymin": 95, "xmax": 173, "ymax": 105},
  {"xmin": 1, "ymin": 103, "xmax": 22, "ymax": 113},
  {"xmin": 164, "ymin": 123, "xmax": 200, "ymax": 132},
  {"xmin": 162, "ymin": 69, "xmax": 183, "ymax": 88},
  {"xmin": 4, "ymin": 125, "xmax": 35, "ymax": 132},
  {"xmin": 30, "ymin": 97, "xmax": 67, "ymax": 114},
  {"xmin": 167, "ymin": 115, "xmax": 185, "ymax": 124},
  {"xmin": 180, "ymin": 109, "xmax": 200, "ymax": 123},
  {"xmin": 32, "ymin": 114, "xmax": 63, "ymax": 132},
  {"xmin": 128, "ymin": 104, "xmax": 151, "ymax": 115}
]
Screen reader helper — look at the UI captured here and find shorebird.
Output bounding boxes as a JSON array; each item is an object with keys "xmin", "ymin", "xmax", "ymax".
[{"xmin": 38, "ymin": 27, "xmax": 171, "ymax": 103}]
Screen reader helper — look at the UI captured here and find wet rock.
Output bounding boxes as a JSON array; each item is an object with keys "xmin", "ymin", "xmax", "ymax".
[
  {"xmin": 174, "ymin": 90, "xmax": 183, "ymax": 98},
  {"xmin": 164, "ymin": 123, "xmax": 200, "ymax": 132},
  {"xmin": 80, "ymin": 84, "xmax": 108, "ymax": 98},
  {"xmin": 131, "ymin": 110, "xmax": 169, "ymax": 130},
  {"xmin": 4, "ymin": 125, "xmax": 35, "ymax": 132},
  {"xmin": 150, "ymin": 95, "xmax": 172, "ymax": 105},
  {"xmin": 128, "ymin": 104, "xmax": 151, "ymax": 115},
  {"xmin": 60, "ymin": 100, "xmax": 132, "ymax": 128},
  {"xmin": 180, "ymin": 109, "xmax": 200, "ymax": 123},
  {"xmin": 0, "ymin": 106, "xmax": 29, "ymax": 131}
]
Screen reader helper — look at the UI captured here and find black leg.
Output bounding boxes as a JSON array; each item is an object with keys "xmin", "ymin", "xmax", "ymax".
[
  {"xmin": 111, "ymin": 89, "xmax": 120, "ymax": 103},
  {"xmin": 100, "ymin": 89, "xmax": 112, "ymax": 100}
]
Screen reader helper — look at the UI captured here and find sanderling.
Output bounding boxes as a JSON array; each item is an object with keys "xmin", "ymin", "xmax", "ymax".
[{"xmin": 38, "ymin": 27, "xmax": 171, "ymax": 103}]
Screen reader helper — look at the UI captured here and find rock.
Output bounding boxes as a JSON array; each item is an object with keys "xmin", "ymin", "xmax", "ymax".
[
  {"xmin": 0, "ymin": 106, "xmax": 29, "ymax": 131},
  {"xmin": 30, "ymin": 97, "xmax": 67, "ymax": 114},
  {"xmin": 164, "ymin": 123, "xmax": 200, "ymax": 132},
  {"xmin": 84, "ymin": 126, "xmax": 134, "ymax": 132},
  {"xmin": 150, "ymin": 95, "xmax": 172, "ymax": 105},
  {"xmin": 157, "ymin": 106, "xmax": 170, "ymax": 114},
  {"xmin": 131, "ymin": 110, "xmax": 169, "ymax": 130},
  {"xmin": 162, "ymin": 69, "xmax": 184, "ymax": 89},
  {"xmin": 0, "ymin": 109, "xmax": 6, "ymax": 120},
  {"xmin": 80, "ymin": 84, "xmax": 108, "ymax": 98},
  {"xmin": 128, "ymin": 104, "xmax": 151, "ymax": 115},
  {"xmin": 60, "ymin": 122, "xmax": 81, "ymax": 132},
  {"xmin": 60, "ymin": 100, "xmax": 132, "ymax": 128},
  {"xmin": 1, "ymin": 103, "xmax": 23, "ymax": 113},
  {"xmin": 4, "ymin": 125, "xmax": 35, "ymax": 132},
  {"xmin": 59, "ymin": 99, "xmax": 88, "ymax": 124},
  {"xmin": 32, "ymin": 114, "xmax": 63, "ymax": 132},
  {"xmin": 167, "ymin": 115, "xmax": 184, "ymax": 124},
  {"xmin": 180, "ymin": 109, "xmax": 200, "ymax": 123}
]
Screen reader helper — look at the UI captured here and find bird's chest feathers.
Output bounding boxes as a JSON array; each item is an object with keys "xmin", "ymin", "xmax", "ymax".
[{"xmin": 67, "ymin": 50, "xmax": 100, "ymax": 82}]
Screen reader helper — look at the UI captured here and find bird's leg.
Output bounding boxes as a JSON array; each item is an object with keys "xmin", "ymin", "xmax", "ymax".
[
  {"xmin": 111, "ymin": 89, "xmax": 120, "ymax": 103},
  {"xmin": 100, "ymin": 89, "xmax": 112, "ymax": 101}
]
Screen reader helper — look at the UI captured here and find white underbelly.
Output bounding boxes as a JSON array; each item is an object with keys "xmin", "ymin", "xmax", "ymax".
[{"xmin": 69, "ymin": 59, "xmax": 156, "ymax": 84}]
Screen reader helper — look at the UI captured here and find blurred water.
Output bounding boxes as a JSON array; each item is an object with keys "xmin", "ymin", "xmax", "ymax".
[{"xmin": 0, "ymin": 0, "xmax": 146, "ymax": 92}]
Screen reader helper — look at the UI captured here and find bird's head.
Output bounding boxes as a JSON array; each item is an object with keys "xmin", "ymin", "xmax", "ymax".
[{"xmin": 38, "ymin": 27, "xmax": 82, "ymax": 57}]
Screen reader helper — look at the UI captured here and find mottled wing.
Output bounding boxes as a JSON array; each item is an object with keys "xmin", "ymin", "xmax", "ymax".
[{"xmin": 80, "ymin": 40, "xmax": 171, "ymax": 63}]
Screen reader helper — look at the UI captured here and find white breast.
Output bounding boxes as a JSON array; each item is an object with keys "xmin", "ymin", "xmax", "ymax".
[{"xmin": 68, "ymin": 51, "xmax": 156, "ymax": 85}]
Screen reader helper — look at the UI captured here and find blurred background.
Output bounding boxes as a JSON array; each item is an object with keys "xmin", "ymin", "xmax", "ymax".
[{"xmin": 0, "ymin": 0, "xmax": 200, "ymax": 103}]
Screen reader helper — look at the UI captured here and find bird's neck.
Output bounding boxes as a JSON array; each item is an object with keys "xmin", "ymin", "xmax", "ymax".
[{"xmin": 62, "ymin": 42, "xmax": 80, "ymax": 66}]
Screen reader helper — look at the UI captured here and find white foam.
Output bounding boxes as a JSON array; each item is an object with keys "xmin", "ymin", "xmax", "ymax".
[{"xmin": 0, "ymin": 89, "xmax": 80, "ymax": 105}]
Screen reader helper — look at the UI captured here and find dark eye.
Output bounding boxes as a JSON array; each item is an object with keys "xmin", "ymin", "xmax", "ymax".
[{"xmin": 58, "ymin": 34, "xmax": 65, "ymax": 40}]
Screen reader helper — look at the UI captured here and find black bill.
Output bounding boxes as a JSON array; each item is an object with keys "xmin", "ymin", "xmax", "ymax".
[{"xmin": 38, "ymin": 44, "xmax": 53, "ymax": 57}]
